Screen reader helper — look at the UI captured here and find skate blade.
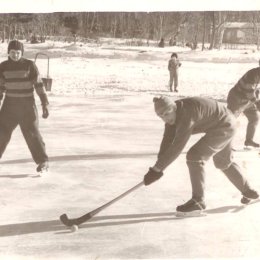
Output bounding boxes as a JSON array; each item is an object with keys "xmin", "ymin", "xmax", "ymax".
[
  {"xmin": 244, "ymin": 146, "xmax": 260, "ymax": 151},
  {"xmin": 175, "ymin": 210, "xmax": 206, "ymax": 218},
  {"xmin": 241, "ymin": 197, "xmax": 260, "ymax": 205},
  {"xmin": 38, "ymin": 168, "xmax": 49, "ymax": 177}
]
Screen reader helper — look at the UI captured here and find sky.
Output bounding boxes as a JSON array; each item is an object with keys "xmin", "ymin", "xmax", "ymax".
[{"xmin": 0, "ymin": 0, "xmax": 259, "ymax": 13}]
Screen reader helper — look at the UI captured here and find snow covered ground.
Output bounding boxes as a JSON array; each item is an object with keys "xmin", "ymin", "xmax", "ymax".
[{"xmin": 0, "ymin": 39, "xmax": 260, "ymax": 259}]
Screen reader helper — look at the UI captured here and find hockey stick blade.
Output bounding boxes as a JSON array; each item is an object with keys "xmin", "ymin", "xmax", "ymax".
[
  {"xmin": 60, "ymin": 213, "xmax": 92, "ymax": 226},
  {"xmin": 60, "ymin": 214, "xmax": 72, "ymax": 226},
  {"xmin": 59, "ymin": 181, "xmax": 144, "ymax": 227}
]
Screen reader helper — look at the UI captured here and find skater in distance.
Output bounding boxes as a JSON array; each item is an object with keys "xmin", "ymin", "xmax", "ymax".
[
  {"xmin": 0, "ymin": 40, "xmax": 49, "ymax": 173},
  {"xmin": 227, "ymin": 61, "xmax": 260, "ymax": 149},
  {"xmin": 144, "ymin": 96, "xmax": 259, "ymax": 216}
]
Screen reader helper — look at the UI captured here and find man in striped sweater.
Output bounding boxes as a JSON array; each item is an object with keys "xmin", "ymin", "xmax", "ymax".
[
  {"xmin": 0, "ymin": 40, "xmax": 49, "ymax": 173},
  {"xmin": 143, "ymin": 96, "xmax": 259, "ymax": 216},
  {"xmin": 227, "ymin": 64, "xmax": 260, "ymax": 149}
]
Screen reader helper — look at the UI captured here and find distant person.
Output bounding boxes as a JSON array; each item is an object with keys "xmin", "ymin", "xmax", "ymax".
[
  {"xmin": 158, "ymin": 38, "xmax": 165, "ymax": 48},
  {"xmin": 30, "ymin": 34, "xmax": 38, "ymax": 44},
  {"xmin": 227, "ymin": 62, "xmax": 260, "ymax": 149},
  {"xmin": 169, "ymin": 37, "xmax": 176, "ymax": 46},
  {"xmin": 168, "ymin": 52, "xmax": 181, "ymax": 92},
  {"xmin": 143, "ymin": 96, "xmax": 259, "ymax": 216},
  {"xmin": 0, "ymin": 40, "xmax": 49, "ymax": 173}
]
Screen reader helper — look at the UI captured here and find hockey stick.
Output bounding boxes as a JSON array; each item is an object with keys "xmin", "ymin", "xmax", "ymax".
[{"xmin": 60, "ymin": 181, "xmax": 144, "ymax": 227}]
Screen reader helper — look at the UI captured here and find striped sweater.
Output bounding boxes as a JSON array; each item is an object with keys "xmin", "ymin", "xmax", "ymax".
[
  {"xmin": 0, "ymin": 57, "xmax": 47, "ymax": 103},
  {"xmin": 227, "ymin": 67, "xmax": 260, "ymax": 116}
]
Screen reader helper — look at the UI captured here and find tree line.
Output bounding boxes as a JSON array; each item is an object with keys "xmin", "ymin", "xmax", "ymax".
[{"xmin": 0, "ymin": 11, "xmax": 259, "ymax": 49}]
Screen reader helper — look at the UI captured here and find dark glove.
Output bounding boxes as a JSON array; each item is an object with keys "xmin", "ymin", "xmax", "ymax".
[
  {"xmin": 42, "ymin": 105, "xmax": 49, "ymax": 119},
  {"xmin": 179, "ymin": 63, "xmax": 182, "ymax": 67},
  {"xmin": 144, "ymin": 167, "xmax": 163, "ymax": 186}
]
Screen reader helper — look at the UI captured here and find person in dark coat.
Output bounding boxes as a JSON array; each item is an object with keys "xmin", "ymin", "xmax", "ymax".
[
  {"xmin": 143, "ymin": 96, "xmax": 259, "ymax": 216},
  {"xmin": 158, "ymin": 38, "xmax": 165, "ymax": 48},
  {"xmin": 0, "ymin": 40, "xmax": 49, "ymax": 173}
]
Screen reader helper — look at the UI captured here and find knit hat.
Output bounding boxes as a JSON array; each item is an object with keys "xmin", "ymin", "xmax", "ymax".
[
  {"xmin": 153, "ymin": 96, "xmax": 174, "ymax": 115},
  {"xmin": 171, "ymin": 52, "xmax": 178, "ymax": 58},
  {"xmin": 8, "ymin": 40, "xmax": 24, "ymax": 54}
]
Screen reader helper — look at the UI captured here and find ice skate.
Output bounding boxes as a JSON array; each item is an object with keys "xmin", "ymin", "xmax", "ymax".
[
  {"xmin": 241, "ymin": 189, "xmax": 259, "ymax": 204},
  {"xmin": 176, "ymin": 198, "xmax": 206, "ymax": 217},
  {"xmin": 36, "ymin": 161, "xmax": 49, "ymax": 175},
  {"xmin": 244, "ymin": 140, "xmax": 260, "ymax": 150}
]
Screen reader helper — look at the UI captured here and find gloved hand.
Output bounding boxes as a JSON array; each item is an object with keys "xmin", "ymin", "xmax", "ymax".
[
  {"xmin": 179, "ymin": 63, "xmax": 182, "ymax": 67},
  {"xmin": 42, "ymin": 105, "xmax": 49, "ymax": 119},
  {"xmin": 144, "ymin": 167, "xmax": 163, "ymax": 186}
]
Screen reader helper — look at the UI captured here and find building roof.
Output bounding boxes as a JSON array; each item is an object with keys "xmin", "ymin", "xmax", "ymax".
[{"xmin": 224, "ymin": 22, "xmax": 260, "ymax": 29}]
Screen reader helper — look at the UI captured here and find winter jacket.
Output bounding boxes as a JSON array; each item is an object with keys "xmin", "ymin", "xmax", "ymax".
[{"xmin": 168, "ymin": 57, "xmax": 181, "ymax": 72}]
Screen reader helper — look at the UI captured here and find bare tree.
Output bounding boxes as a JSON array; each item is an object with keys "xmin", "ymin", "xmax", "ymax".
[
  {"xmin": 208, "ymin": 11, "xmax": 228, "ymax": 49},
  {"xmin": 252, "ymin": 11, "xmax": 260, "ymax": 50}
]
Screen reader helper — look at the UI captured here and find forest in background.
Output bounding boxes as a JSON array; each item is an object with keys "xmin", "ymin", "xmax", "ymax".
[{"xmin": 0, "ymin": 11, "xmax": 260, "ymax": 50}]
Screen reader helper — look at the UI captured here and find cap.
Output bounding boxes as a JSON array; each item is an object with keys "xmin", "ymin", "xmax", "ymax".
[
  {"xmin": 153, "ymin": 96, "xmax": 174, "ymax": 115},
  {"xmin": 8, "ymin": 40, "xmax": 24, "ymax": 54}
]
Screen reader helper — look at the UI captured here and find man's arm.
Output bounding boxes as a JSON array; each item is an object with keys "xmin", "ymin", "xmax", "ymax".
[
  {"xmin": 0, "ymin": 64, "xmax": 5, "ymax": 107},
  {"xmin": 30, "ymin": 61, "xmax": 49, "ymax": 118},
  {"xmin": 168, "ymin": 60, "xmax": 171, "ymax": 70},
  {"xmin": 154, "ymin": 118, "xmax": 194, "ymax": 171},
  {"xmin": 157, "ymin": 124, "xmax": 176, "ymax": 158}
]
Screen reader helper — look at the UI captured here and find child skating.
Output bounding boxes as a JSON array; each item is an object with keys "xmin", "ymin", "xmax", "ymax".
[
  {"xmin": 0, "ymin": 40, "xmax": 49, "ymax": 173},
  {"xmin": 168, "ymin": 52, "xmax": 181, "ymax": 92}
]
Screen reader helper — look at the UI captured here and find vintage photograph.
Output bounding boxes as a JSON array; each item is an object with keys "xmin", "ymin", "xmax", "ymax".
[{"xmin": 0, "ymin": 1, "xmax": 260, "ymax": 259}]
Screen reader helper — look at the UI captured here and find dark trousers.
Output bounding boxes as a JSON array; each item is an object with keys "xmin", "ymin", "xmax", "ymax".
[
  {"xmin": 227, "ymin": 87, "xmax": 260, "ymax": 142},
  {"xmin": 243, "ymin": 104, "xmax": 260, "ymax": 142},
  {"xmin": 186, "ymin": 112, "xmax": 250, "ymax": 201},
  {"xmin": 0, "ymin": 98, "xmax": 48, "ymax": 164}
]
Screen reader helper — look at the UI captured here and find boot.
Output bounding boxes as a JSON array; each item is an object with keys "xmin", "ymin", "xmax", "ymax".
[
  {"xmin": 244, "ymin": 140, "xmax": 260, "ymax": 150},
  {"xmin": 36, "ymin": 161, "xmax": 49, "ymax": 173},
  {"xmin": 241, "ymin": 189, "xmax": 259, "ymax": 204},
  {"xmin": 176, "ymin": 198, "xmax": 206, "ymax": 217}
]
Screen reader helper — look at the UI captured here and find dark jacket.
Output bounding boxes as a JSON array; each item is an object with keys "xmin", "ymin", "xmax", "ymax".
[
  {"xmin": 168, "ymin": 58, "xmax": 181, "ymax": 72},
  {"xmin": 155, "ymin": 97, "xmax": 234, "ymax": 170}
]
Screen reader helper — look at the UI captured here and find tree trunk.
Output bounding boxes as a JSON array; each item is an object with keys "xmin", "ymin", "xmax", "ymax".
[
  {"xmin": 216, "ymin": 25, "xmax": 225, "ymax": 49},
  {"xmin": 90, "ymin": 13, "xmax": 96, "ymax": 34},
  {"xmin": 159, "ymin": 14, "xmax": 164, "ymax": 39},
  {"xmin": 209, "ymin": 12, "xmax": 215, "ymax": 50},
  {"xmin": 202, "ymin": 13, "xmax": 206, "ymax": 51}
]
